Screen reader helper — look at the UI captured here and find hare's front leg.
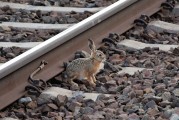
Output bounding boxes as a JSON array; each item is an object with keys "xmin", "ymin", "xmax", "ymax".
[
  {"xmin": 92, "ymin": 74, "xmax": 96, "ymax": 83},
  {"xmin": 87, "ymin": 76, "xmax": 96, "ymax": 87}
]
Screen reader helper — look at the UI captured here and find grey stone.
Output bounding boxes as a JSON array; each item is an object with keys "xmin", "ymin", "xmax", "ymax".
[
  {"xmin": 145, "ymin": 100, "xmax": 157, "ymax": 109},
  {"xmin": 80, "ymin": 107, "xmax": 93, "ymax": 114},
  {"xmin": 67, "ymin": 101, "xmax": 82, "ymax": 112},
  {"xmin": 170, "ymin": 114, "xmax": 179, "ymax": 120},
  {"xmin": 18, "ymin": 97, "xmax": 32, "ymax": 104},
  {"xmin": 56, "ymin": 94, "xmax": 68, "ymax": 106},
  {"xmin": 128, "ymin": 113, "xmax": 140, "ymax": 120},
  {"xmin": 163, "ymin": 109, "xmax": 173, "ymax": 119},
  {"xmin": 173, "ymin": 89, "xmax": 179, "ymax": 97},
  {"xmin": 162, "ymin": 92, "xmax": 172, "ymax": 101}
]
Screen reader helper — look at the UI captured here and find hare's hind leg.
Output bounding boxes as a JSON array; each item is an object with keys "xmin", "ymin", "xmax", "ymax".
[{"xmin": 68, "ymin": 76, "xmax": 78, "ymax": 87}]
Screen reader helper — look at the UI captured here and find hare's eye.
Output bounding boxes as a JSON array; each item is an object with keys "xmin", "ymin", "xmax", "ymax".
[{"xmin": 98, "ymin": 54, "xmax": 102, "ymax": 57}]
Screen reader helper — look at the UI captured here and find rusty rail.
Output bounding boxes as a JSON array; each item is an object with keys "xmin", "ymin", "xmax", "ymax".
[{"xmin": 0, "ymin": 0, "xmax": 165, "ymax": 110}]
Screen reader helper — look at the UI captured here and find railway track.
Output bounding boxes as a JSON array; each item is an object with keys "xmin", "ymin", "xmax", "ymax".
[
  {"xmin": 1, "ymin": 0, "xmax": 179, "ymax": 119},
  {"xmin": 0, "ymin": 0, "xmax": 108, "ymax": 64}
]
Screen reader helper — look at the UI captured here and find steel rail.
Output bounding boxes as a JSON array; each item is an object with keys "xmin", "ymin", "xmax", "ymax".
[
  {"xmin": 0, "ymin": 0, "xmax": 137, "ymax": 79},
  {"xmin": 0, "ymin": 0, "xmax": 165, "ymax": 110}
]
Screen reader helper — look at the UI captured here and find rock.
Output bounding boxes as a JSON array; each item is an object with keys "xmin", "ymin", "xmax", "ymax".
[
  {"xmin": 74, "ymin": 94, "xmax": 84, "ymax": 103},
  {"xmin": 144, "ymin": 87, "xmax": 154, "ymax": 94},
  {"xmin": 128, "ymin": 113, "xmax": 140, "ymax": 120},
  {"xmin": 108, "ymin": 86, "xmax": 118, "ymax": 94},
  {"xmin": 84, "ymin": 99, "xmax": 96, "ymax": 108},
  {"xmin": 174, "ymin": 107, "xmax": 179, "ymax": 115},
  {"xmin": 103, "ymin": 108, "xmax": 116, "ymax": 114},
  {"xmin": 26, "ymin": 101, "xmax": 37, "ymax": 109},
  {"xmin": 148, "ymin": 96, "xmax": 162, "ymax": 103},
  {"xmin": 135, "ymin": 90, "xmax": 144, "ymax": 96},
  {"xmin": 55, "ymin": 116, "xmax": 63, "ymax": 120},
  {"xmin": 0, "ymin": 26, "xmax": 11, "ymax": 31},
  {"xmin": 47, "ymin": 103, "xmax": 58, "ymax": 110},
  {"xmin": 3, "ymin": 47, "xmax": 12, "ymax": 53},
  {"xmin": 96, "ymin": 94, "xmax": 106, "ymax": 101},
  {"xmin": 159, "ymin": 100, "xmax": 172, "ymax": 107},
  {"xmin": 106, "ymin": 80, "xmax": 117, "ymax": 86},
  {"xmin": 98, "ymin": 76, "xmax": 111, "ymax": 83},
  {"xmin": 80, "ymin": 107, "xmax": 93, "ymax": 114},
  {"xmin": 66, "ymin": 17, "xmax": 77, "ymax": 23},
  {"xmin": 33, "ymin": 0, "xmax": 46, "ymax": 6},
  {"xmin": 142, "ymin": 69, "xmax": 153, "ymax": 78},
  {"xmin": 162, "ymin": 92, "xmax": 171, "ymax": 101},
  {"xmin": 154, "ymin": 83, "xmax": 166, "ymax": 91},
  {"xmin": 58, "ymin": 112, "xmax": 65, "ymax": 117},
  {"xmin": 1, "ymin": 5, "xmax": 10, "ymax": 11},
  {"xmin": 173, "ymin": 47, "xmax": 179, "ymax": 56},
  {"xmin": 163, "ymin": 109, "xmax": 173, "ymax": 119},
  {"xmin": 128, "ymin": 91, "xmax": 136, "ymax": 98},
  {"xmin": 56, "ymin": 94, "xmax": 68, "ymax": 107},
  {"xmin": 141, "ymin": 114, "xmax": 150, "ymax": 120},
  {"xmin": 6, "ymin": 52, "xmax": 15, "ymax": 58},
  {"xmin": 47, "ymin": 112, "xmax": 58, "ymax": 117},
  {"xmin": 82, "ymin": 112, "xmax": 104, "ymax": 120},
  {"xmin": 95, "ymin": 100, "xmax": 105, "ymax": 107},
  {"xmin": 123, "ymin": 86, "xmax": 132, "ymax": 95},
  {"xmin": 96, "ymin": 86, "xmax": 108, "ymax": 93},
  {"xmin": 41, "ymin": 105, "xmax": 52, "ymax": 113},
  {"xmin": 18, "ymin": 97, "xmax": 32, "ymax": 104},
  {"xmin": 104, "ymin": 61, "xmax": 120, "ymax": 72},
  {"xmin": 109, "ymin": 54, "xmax": 122, "ymax": 64},
  {"xmin": 118, "ymin": 114, "xmax": 128, "ymax": 120},
  {"xmin": 12, "ymin": 47, "xmax": 21, "ymax": 55},
  {"xmin": 147, "ymin": 108, "xmax": 159, "ymax": 116},
  {"xmin": 107, "ymin": 102, "xmax": 118, "ymax": 109},
  {"xmin": 170, "ymin": 114, "xmax": 179, "ymax": 120},
  {"xmin": 70, "ymin": 83, "xmax": 79, "ymax": 90},
  {"xmin": 173, "ymin": 89, "xmax": 179, "ymax": 97},
  {"xmin": 73, "ymin": 106, "xmax": 81, "ymax": 118},
  {"xmin": 138, "ymin": 108, "xmax": 145, "ymax": 115},
  {"xmin": 67, "ymin": 101, "xmax": 82, "ymax": 112},
  {"xmin": 143, "ymin": 79, "xmax": 153, "ymax": 86},
  {"xmin": 42, "ymin": 16, "xmax": 52, "ymax": 23},
  {"xmin": 145, "ymin": 100, "xmax": 157, "ymax": 109}
]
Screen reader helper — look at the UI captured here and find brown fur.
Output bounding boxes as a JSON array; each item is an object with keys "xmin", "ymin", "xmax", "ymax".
[{"xmin": 65, "ymin": 40, "xmax": 106, "ymax": 87}]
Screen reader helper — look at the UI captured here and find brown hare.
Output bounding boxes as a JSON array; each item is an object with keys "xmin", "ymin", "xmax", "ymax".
[{"xmin": 65, "ymin": 39, "xmax": 106, "ymax": 87}]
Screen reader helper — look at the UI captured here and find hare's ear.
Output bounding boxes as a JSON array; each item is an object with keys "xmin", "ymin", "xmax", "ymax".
[{"xmin": 88, "ymin": 39, "xmax": 96, "ymax": 52}]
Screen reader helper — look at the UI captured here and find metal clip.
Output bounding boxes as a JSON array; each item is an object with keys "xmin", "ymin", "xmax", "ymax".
[
  {"xmin": 134, "ymin": 14, "xmax": 150, "ymax": 27},
  {"xmin": 161, "ymin": 0, "xmax": 176, "ymax": 11},
  {"xmin": 25, "ymin": 60, "xmax": 48, "ymax": 96}
]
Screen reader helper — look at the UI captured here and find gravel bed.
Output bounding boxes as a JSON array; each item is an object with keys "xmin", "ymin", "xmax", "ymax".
[
  {"xmin": 2, "ymin": 8, "xmax": 179, "ymax": 120},
  {"xmin": 125, "ymin": 25, "xmax": 179, "ymax": 45},
  {"xmin": 1, "ymin": 0, "xmax": 118, "ymax": 7},
  {"xmin": 1, "ymin": 54, "xmax": 179, "ymax": 119},
  {"xmin": 0, "ymin": 6, "xmax": 93, "ymax": 23},
  {"xmin": 125, "ymin": 8, "xmax": 179, "ymax": 45},
  {"xmin": 0, "ymin": 27, "xmax": 61, "ymax": 42},
  {"xmin": 0, "ymin": 46, "xmax": 27, "ymax": 63},
  {"xmin": 1, "ymin": 33, "xmax": 179, "ymax": 119},
  {"xmin": 51, "ymin": 34, "xmax": 179, "ymax": 93}
]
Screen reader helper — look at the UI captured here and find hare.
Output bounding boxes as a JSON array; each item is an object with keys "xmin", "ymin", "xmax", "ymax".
[{"xmin": 65, "ymin": 39, "xmax": 106, "ymax": 87}]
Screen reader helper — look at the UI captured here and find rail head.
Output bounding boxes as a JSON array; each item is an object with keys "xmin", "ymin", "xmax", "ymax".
[{"xmin": 0, "ymin": 0, "xmax": 138, "ymax": 79}]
